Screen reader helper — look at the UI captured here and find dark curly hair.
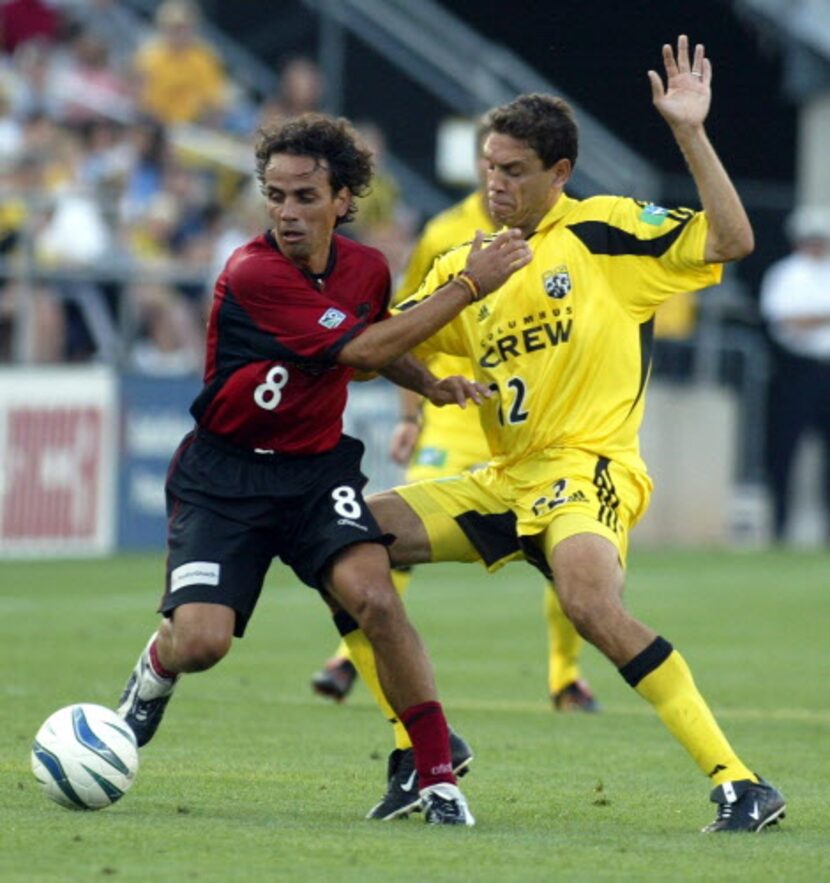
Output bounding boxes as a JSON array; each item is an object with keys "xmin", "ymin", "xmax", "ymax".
[
  {"xmin": 485, "ymin": 94, "xmax": 578, "ymax": 170},
  {"xmin": 254, "ymin": 113, "xmax": 373, "ymax": 226}
]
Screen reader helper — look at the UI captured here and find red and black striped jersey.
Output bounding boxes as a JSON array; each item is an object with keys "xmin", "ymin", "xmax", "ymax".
[{"xmin": 191, "ymin": 230, "xmax": 391, "ymax": 454}]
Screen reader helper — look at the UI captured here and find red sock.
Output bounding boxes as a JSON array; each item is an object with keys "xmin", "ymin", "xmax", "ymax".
[
  {"xmin": 148, "ymin": 639, "xmax": 177, "ymax": 680},
  {"xmin": 399, "ymin": 701, "xmax": 456, "ymax": 789}
]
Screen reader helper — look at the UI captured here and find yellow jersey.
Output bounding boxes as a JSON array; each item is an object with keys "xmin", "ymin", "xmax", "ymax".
[
  {"xmin": 395, "ymin": 191, "xmax": 495, "ymax": 470},
  {"xmin": 396, "ymin": 194, "xmax": 722, "ymax": 476}
]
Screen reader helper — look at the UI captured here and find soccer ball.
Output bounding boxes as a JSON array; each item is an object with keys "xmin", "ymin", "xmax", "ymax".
[{"xmin": 31, "ymin": 703, "xmax": 139, "ymax": 810}]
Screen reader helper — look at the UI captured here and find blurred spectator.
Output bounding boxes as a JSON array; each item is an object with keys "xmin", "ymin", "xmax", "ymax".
[
  {"xmin": 347, "ymin": 120, "xmax": 416, "ymax": 281},
  {"xmin": 132, "ymin": 0, "xmax": 229, "ymax": 126},
  {"xmin": 351, "ymin": 121, "xmax": 402, "ymax": 233},
  {"xmin": 129, "ymin": 279, "xmax": 203, "ymax": 376},
  {"xmin": 259, "ymin": 55, "xmax": 324, "ymax": 124},
  {"xmin": 75, "ymin": 118, "xmax": 131, "ymax": 194},
  {"xmin": 53, "ymin": 29, "xmax": 133, "ymax": 125},
  {"xmin": 4, "ymin": 38, "xmax": 65, "ymax": 119},
  {"xmin": 121, "ymin": 175, "xmax": 210, "ymax": 374},
  {"xmin": 119, "ymin": 118, "xmax": 169, "ymax": 223},
  {"xmin": 205, "ymin": 177, "xmax": 265, "ymax": 281},
  {"xmin": 0, "ymin": 86, "xmax": 23, "ymax": 159},
  {"xmin": 0, "ymin": 0, "xmax": 62, "ymax": 54},
  {"xmin": 760, "ymin": 206, "xmax": 830, "ymax": 542},
  {"xmin": 65, "ymin": 0, "xmax": 137, "ymax": 67},
  {"xmin": 0, "ymin": 152, "xmax": 65, "ymax": 361}
]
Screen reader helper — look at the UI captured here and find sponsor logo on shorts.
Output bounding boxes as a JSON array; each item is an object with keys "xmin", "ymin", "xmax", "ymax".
[
  {"xmin": 170, "ymin": 561, "xmax": 221, "ymax": 592},
  {"xmin": 318, "ymin": 308, "xmax": 347, "ymax": 329},
  {"xmin": 337, "ymin": 518, "xmax": 368, "ymax": 531}
]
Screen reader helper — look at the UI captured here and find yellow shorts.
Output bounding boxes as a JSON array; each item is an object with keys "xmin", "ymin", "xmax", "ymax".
[{"xmin": 396, "ymin": 447, "xmax": 652, "ymax": 576}]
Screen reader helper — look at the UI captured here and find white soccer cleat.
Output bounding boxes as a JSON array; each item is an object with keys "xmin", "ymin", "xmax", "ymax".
[
  {"xmin": 420, "ymin": 782, "xmax": 475, "ymax": 826},
  {"xmin": 117, "ymin": 632, "xmax": 178, "ymax": 747}
]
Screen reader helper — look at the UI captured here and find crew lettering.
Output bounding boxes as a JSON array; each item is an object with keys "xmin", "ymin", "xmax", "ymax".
[{"xmin": 479, "ymin": 319, "xmax": 573, "ymax": 368}]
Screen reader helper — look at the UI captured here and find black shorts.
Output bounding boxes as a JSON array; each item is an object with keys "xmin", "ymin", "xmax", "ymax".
[{"xmin": 159, "ymin": 430, "xmax": 390, "ymax": 636}]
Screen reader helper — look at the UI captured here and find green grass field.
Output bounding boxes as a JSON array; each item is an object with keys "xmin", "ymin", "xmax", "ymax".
[{"xmin": 1, "ymin": 549, "xmax": 828, "ymax": 882}]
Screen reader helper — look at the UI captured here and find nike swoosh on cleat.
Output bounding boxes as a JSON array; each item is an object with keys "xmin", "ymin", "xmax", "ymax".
[
  {"xmin": 748, "ymin": 801, "xmax": 761, "ymax": 821},
  {"xmin": 399, "ymin": 771, "xmax": 418, "ymax": 793}
]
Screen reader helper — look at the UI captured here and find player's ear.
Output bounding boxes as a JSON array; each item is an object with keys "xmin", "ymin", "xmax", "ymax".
[
  {"xmin": 550, "ymin": 158, "xmax": 572, "ymax": 188},
  {"xmin": 334, "ymin": 187, "xmax": 351, "ymax": 219}
]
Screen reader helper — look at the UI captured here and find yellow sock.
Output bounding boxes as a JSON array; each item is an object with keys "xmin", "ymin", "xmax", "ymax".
[
  {"xmin": 330, "ymin": 569, "xmax": 412, "ymax": 666},
  {"xmin": 626, "ymin": 639, "xmax": 756, "ymax": 786},
  {"xmin": 341, "ymin": 628, "xmax": 411, "ymax": 750},
  {"xmin": 391, "ymin": 567, "xmax": 412, "ymax": 597},
  {"xmin": 545, "ymin": 583, "xmax": 583, "ymax": 695}
]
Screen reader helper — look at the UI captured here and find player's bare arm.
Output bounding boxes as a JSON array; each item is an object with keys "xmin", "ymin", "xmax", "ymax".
[
  {"xmin": 388, "ymin": 388, "xmax": 423, "ymax": 465},
  {"xmin": 381, "ymin": 354, "xmax": 490, "ymax": 409},
  {"xmin": 648, "ymin": 34, "xmax": 753, "ymax": 263},
  {"xmin": 337, "ymin": 228, "xmax": 531, "ymax": 371}
]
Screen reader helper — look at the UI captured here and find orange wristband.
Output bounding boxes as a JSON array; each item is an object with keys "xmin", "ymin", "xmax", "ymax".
[{"xmin": 453, "ymin": 270, "xmax": 482, "ymax": 303}]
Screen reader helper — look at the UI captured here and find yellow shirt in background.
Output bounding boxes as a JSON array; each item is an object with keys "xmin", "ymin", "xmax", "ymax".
[
  {"xmin": 395, "ymin": 191, "xmax": 495, "ymax": 474},
  {"xmin": 134, "ymin": 39, "xmax": 227, "ymax": 125}
]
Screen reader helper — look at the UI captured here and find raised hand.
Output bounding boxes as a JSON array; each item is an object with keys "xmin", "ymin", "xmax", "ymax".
[
  {"xmin": 464, "ymin": 228, "xmax": 532, "ymax": 297},
  {"xmin": 648, "ymin": 34, "xmax": 711, "ymax": 131}
]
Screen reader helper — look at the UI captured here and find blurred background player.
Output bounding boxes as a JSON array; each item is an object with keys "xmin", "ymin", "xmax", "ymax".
[{"xmin": 311, "ymin": 119, "xmax": 599, "ymax": 715}]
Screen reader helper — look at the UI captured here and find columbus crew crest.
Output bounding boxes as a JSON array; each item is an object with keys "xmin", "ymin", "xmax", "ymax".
[{"xmin": 542, "ymin": 265, "xmax": 572, "ymax": 299}]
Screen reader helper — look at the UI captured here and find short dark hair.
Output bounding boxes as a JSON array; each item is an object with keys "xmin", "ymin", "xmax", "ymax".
[
  {"xmin": 485, "ymin": 94, "xmax": 578, "ymax": 170},
  {"xmin": 254, "ymin": 113, "xmax": 373, "ymax": 225}
]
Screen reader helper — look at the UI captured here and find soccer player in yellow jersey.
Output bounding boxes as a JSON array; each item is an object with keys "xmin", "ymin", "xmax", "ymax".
[
  {"xmin": 342, "ymin": 36, "xmax": 787, "ymax": 832},
  {"xmin": 313, "ymin": 157, "xmax": 599, "ymax": 716}
]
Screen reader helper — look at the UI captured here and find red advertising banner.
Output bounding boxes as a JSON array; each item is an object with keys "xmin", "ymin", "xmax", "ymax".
[{"xmin": 0, "ymin": 369, "xmax": 116, "ymax": 556}]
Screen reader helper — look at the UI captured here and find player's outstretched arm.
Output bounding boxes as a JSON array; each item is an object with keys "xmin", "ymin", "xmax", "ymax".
[
  {"xmin": 648, "ymin": 34, "xmax": 753, "ymax": 263},
  {"xmin": 381, "ymin": 354, "xmax": 490, "ymax": 409},
  {"xmin": 337, "ymin": 229, "xmax": 531, "ymax": 372}
]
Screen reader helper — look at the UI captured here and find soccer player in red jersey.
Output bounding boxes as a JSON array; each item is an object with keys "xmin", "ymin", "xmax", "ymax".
[{"xmin": 116, "ymin": 112, "xmax": 531, "ymax": 825}]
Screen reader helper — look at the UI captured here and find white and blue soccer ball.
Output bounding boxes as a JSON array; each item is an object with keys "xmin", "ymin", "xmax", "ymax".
[{"xmin": 31, "ymin": 703, "xmax": 139, "ymax": 810}]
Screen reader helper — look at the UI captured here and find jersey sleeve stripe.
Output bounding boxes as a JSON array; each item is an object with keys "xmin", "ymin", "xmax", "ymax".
[{"xmin": 566, "ymin": 219, "xmax": 688, "ymax": 257}]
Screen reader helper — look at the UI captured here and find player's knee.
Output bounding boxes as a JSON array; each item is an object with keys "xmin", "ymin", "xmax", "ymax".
[
  {"xmin": 556, "ymin": 583, "xmax": 616, "ymax": 640},
  {"xmin": 562, "ymin": 600, "xmax": 599, "ymax": 640},
  {"xmin": 172, "ymin": 630, "xmax": 232, "ymax": 672},
  {"xmin": 349, "ymin": 583, "xmax": 402, "ymax": 636}
]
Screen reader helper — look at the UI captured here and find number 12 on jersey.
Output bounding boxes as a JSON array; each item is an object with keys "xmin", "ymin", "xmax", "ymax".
[{"xmin": 488, "ymin": 376, "xmax": 529, "ymax": 425}]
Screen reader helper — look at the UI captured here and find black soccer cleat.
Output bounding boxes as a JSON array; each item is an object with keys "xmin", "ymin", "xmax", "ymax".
[
  {"xmin": 310, "ymin": 658, "xmax": 358, "ymax": 702},
  {"xmin": 117, "ymin": 634, "xmax": 178, "ymax": 747},
  {"xmin": 552, "ymin": 678, "xmax": 600, "ymax": 712},
  {"xmin": 702, "ymin": 776, "xmax": 786, "ymax": 833},
  {"xmin": 366, "ymin": 730, "xmax": 474, "ymax": 821},
  {"xmin": 421, "ymin": 782, "xmax": 475, "ymax": 826}
]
